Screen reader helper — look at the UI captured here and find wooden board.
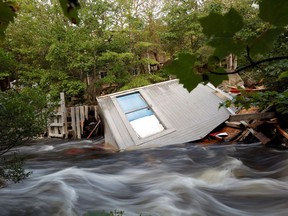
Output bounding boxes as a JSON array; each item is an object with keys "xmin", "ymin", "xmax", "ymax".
[{"xmin": 229, "ymin": 112, "xmax": 276, "ymax": 122}]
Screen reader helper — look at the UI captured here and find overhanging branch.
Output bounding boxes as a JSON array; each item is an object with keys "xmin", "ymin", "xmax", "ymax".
[{"xmin": 209, "ymin": 55, "xmax": 288, "ymax": 75}]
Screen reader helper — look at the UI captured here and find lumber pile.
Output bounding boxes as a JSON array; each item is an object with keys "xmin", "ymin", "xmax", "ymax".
[{"xmin": 209, "ymin": 108, "xmax": 288, "ymax": 148}]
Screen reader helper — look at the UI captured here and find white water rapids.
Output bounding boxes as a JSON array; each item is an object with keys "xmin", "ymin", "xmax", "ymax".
[{"xmin": 1, "ymin": 139, "xmax": 288, "ymax": 216}]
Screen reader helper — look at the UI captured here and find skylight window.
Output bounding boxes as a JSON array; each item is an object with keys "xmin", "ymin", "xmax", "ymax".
[{"xmin": 117, "ymin": 92, "xmax": 164, "ymax": 138}]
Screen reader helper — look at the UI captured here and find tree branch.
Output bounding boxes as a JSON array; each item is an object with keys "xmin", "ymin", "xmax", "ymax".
[{"xmin": 209, "ymin": 55, "xmax": 288, "ymax": 75}]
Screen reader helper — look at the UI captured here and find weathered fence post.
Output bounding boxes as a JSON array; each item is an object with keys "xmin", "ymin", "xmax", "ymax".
[
  {"xmin": 47, "ymin": 92, "xmax": 68, "ymax": 138},
  {"xmin": 76, "ymin": 106, "xmax": 81, "ymax": 139},
  {"xmin": 60, "ymin": 92, "xmax": 68, "ymax": 138}
]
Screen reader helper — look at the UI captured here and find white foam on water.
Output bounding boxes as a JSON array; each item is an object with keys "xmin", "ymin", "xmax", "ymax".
[
  {"xmin": 1, "ymin": 142, "xmax": 288, "ymax": 216},
  {"xmin": 37, "ymin": 145, "xmax": 54, "ymax": 152}
]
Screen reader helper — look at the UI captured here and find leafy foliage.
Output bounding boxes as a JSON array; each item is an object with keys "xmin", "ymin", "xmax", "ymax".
[
  {"xmin": 49, "ymin": 79, "xmax": 86, "ymax": 102},
  {"xmin": 120, "ymin": 74, "xmax": 166, "ymax": 91},
  {"xmin": 248, "ymin": 27, "xmax": 285, "ymax": 58},
  {"xmin": 0, "ymin": 48, "xmax": 15, "ymax": 80},
  {"xmin": 0, "ymin": 87, "xmax": 52, "ymax": 183},
  {"xmin": 58, "ymin": 0, "xmax": 81, "ymax": 24},
  {"xmin": 200, "ymin": 8, "xmax": 244, "ymax": 39},
  {"xmin": 165, "ymin": 53, "xmax": 200, "ymax": 92},
  {"xmin": 0, "ymin": 0, "xmax": 18, "ymax": 40},
  {"xmin": 259, "ymin": 0, "xmax": 288, "ymax": 27},
  {"xmin": 279, "ymin": 71, "xmax": 288, "ymax": 80},
  {"xmin": 0, "ymin": 88, "xmax": 52, "ymax": 156},
  {"xmin": 161, "ymin": 0, "xmax": 202, "ymax": 55},
  {"xmin": 0, "ymin": 153, "xmax": 31, "ymax": 184},
  {"xmin": 165, "ymin": 0, "xmax": 288, "ymax": 93},
  {"xmin": 223, "ymin": 90, "xmax": 288, "ymax": 122},
  {"xmin": 165, "ymin": 53, "xmax": 228, "ymax": 92}
]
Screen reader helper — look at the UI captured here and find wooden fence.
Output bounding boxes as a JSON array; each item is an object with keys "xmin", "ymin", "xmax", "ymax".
[{"xmin": 48, "ymin": 93, "xmax": 99, "ymax": 139}]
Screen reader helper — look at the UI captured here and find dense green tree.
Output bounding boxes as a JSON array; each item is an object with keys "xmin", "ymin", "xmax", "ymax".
[
  {"xmin": 0, "ymin": 87, "xmax": 53, "ymax": 184},
  {"xmin": 0, "ymin": 48, "xmax": 16, "ymax": 91},
  {"xmin": 161, "ymin": 0, "xmax": 203, "ymax": 55}
]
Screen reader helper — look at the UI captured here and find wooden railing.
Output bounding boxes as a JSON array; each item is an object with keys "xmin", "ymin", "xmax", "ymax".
[{"xmin": 47, "ymin": 93, "xmax": 99, "ymax": 139}]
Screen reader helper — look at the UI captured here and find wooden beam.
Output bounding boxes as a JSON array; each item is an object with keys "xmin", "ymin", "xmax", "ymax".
[
  {"xmin": 94, "ymin": 106, "xmax": 98, "ymax": 121},
  {"xmin": 49, "ymin": 123, "xmax": 64, "ymax": 127},
  {"xmin": 80, "ymin": 106, "xmax": 85, "ymax": 134},
  {"xmin": 229, "ymin": 112, "xmax": 276, "ymax": 122},
  {"xmin": 71, "ymin": 107, "xmax": 76, "ymax": 137},
  {"xmin": 48, "ymin": 133, "xmax": 64, "ymax": 138},
  {"xmin": 239, "ymin": 120, "xmax": 271, "ymax": 144},
  {"xmin": 60, "ymin": 92, "xmax": 68, "ymax": 138},
  {"xmin": 225, "ymin": 121, "xmax": 242, "ymax": 128},
  {"xmin": 248, "ymin": 129, "xmax": 271, "ymax": 144},
  {"xmin": 275, "ymin": 125, "xmax": 288, "ymax": 140},
  {"xmin": 76, "ymin": 106, "xmax": 81, "ymax": 139},
  {"xmin": 84, "ymin": 105, "xmax": 88, "ymax": 120}
]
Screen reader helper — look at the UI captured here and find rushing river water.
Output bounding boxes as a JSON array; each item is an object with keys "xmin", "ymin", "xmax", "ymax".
[{"xmin": 1, "ymin": 139, "xmax": 288, "ymax": 216}]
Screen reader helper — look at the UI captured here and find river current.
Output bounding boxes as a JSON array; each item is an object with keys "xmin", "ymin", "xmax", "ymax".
[{"xmin": 0, "ymin": 139, "xmax": 288, "ymax": 216}]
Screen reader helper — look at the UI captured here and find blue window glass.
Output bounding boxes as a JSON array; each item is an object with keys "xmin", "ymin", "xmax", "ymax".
[
  {"xmin": 117, "ymin": 92, "xmax": 153, "ymax": 121},
  {"xmin": 126, "ymin": 108, "xmax": 153, "ymax": 121}
]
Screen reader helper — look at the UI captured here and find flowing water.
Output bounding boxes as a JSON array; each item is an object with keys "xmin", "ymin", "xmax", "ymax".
[{"xmin": 1, "ymin": 139, "xmax": 288, "ymax": 216}]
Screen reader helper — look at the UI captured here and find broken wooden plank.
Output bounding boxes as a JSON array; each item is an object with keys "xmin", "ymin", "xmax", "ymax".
[
  {"xmin": 225, "ymin": 121, "xmax": 243, "ymax": 129},
  {"xmin": 71, "ymin": 107, "xmax": 76, "ymax": 137},
  {"xmin": 229, "ymin": 112, "xmax": 276, "ymax": 122},
  {"xmin": 60, "ymin": 92, "xmax": 68, "ymax": 138},
  {"xmin": 235, "ymin": 129, "xmax": 251, "ymax": 142},
  {"xmin": 87, "ymin": 120, "xmax": 101, "ymax": 139},
  {"xmin": 49, "ymin": 123, "xmax": 64, "ymax": 127},
  {"xmin": 48, "ymin": 133, "xmax": 64, "ymax": 138},
  {"xmin": 247, "ymin": 121, "xmax": 265, "ymax": 129},
  {"xmin": 76, "ymin": 106, "xmax": 81, "ymax": 139},
  {"xmin": 80, "ymin": 106, "xmax": 85, "ymax": 134},
  {"xmin": 275, "ymin": 125, "xmax": 288, "ymax": 140},
  {"xmin": 240, "ymin": 120, "xmax": 271, "ymax": 144},
  {"xmin": 248, "ymin": 129, "xmax": 271, "ymax": 144}
]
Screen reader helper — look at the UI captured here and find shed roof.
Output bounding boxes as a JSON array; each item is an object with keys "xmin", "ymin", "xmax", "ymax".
[{"xmin": 97, "ymin": 79, "xmax": 234, "ymax": 150}]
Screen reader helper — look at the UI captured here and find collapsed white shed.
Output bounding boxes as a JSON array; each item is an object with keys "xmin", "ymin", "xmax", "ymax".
[{"xmin": 97, "ymin": 79, "xmax": 234, "ymax": 151}]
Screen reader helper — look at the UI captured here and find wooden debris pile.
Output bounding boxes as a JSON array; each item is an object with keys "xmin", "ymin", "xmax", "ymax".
[{"xmin": 202, "ymin": 108, "xmax": 288, "ymax": 149}]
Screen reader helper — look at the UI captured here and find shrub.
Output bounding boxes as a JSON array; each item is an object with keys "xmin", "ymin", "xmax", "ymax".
[{"xmin": 0, "ymin": 87, "xmax": 52, "ymax": 184}]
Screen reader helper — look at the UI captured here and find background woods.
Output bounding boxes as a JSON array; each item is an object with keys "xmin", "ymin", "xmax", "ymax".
[
  {"xmin": 1, "ymin": 0, "xmax": 287, "ymax": 103},
  {"xmin": 1, "ymin": 0, "xmax": 170, "ymax": 104}
]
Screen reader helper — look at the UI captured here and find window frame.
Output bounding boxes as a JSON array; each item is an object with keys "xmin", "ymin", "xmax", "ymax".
[{"xmin": 112, "ymin": 90, "xmax": 175, "ymax": 145}]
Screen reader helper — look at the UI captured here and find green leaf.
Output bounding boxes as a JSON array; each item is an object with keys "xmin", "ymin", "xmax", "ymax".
[
  {"xmin": 205, "ymin": 72, "xmax": 228, "ymax": 87},
  {"xmin": 165, "ymin": 53, "xmax": 202, "ymax": 92},
  {"xmin": 208, "ymin": 56, "xmax": 220, "ymax": 65},
  {"xmin": 199, "ymin": 8, "xmax": 244, "ymax": 59},
  {"xmin": 278, "ymin": 71, "xmax": 288, "ymax": 80},
  {"xmin": 0, "ymin": 72, "xmax": 9, "ymax": 80},
  {"xmin": 0, "ymin": 2, "xmax": 16, "ymax": 22},
  {"xmin": 259, "ymin": 0, "xmax": 288, "ymax": 27},
  {"xmin": 248, "ymin": 27, "xmax": 285, "ymax": 57},
  {"xmin": 207, "ymin": 56, "xmax": 229, "ymax": 83},
  {"xmin": 135, "ymin": 41, "xmax": 155, "ymax": 48},
  {"xmin": 0, "ymin": 1, "xmax": 17, "ymax": 40},
  {"xmin": 208, "ymin": 38, "xmax": 244, "ymax": 59},
  {"xmin": 58, "ymin": 0, "xmax": 81, "ymax": 24},
  {"xmin": 199, "ymin": 8, "xmax": 244, "ymax": 38}
]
